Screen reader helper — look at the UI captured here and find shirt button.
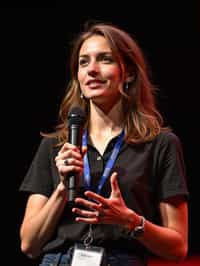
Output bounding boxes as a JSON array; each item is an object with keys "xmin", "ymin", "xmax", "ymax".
[{"xmin": 97, "ymin": 156, "xmax": 101, "ymax": 161}]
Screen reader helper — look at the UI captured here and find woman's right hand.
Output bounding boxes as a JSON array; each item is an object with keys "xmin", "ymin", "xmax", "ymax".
[
  {"xmin": 20, "ymin": 143, "xmax": 87, "ymax": 258},
  {"xmin": 55, "ymin": 143, "xmax": 87, "ymax": 184}
]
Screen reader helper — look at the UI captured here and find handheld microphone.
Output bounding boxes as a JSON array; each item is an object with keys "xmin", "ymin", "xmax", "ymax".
[{"xmin": 67, "ymin": 106, "xmax": 86, "ymax": 202}]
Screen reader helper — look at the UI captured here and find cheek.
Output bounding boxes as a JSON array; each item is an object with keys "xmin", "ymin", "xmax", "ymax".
[
  {"xmin": 77, "ymin": 69, "xmax": 83, "ymax": 84},
  {"xmin": 77, "ymin": 66, "xmax": 87, "ymax": 83},
  {"xmin": 104, "ymin": 65, "xmax": 121, "ymax": 78},
  {"xmin": 106, "ymin": 68, "xmax": 121, "ymax": 85}
]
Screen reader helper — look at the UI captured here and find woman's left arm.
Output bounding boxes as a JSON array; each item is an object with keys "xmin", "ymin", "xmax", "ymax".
[
  {"xmin": 138, "ymin": 196, "xmax": 188, "ymax": 262},
  {"xmin": 73, "ymin": 172, "xmax": 188, "ymax": 262}
]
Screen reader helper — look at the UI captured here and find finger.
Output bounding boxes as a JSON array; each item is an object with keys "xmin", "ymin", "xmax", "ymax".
[
  {"xmin": 56, "ymin": 150, "xmax": 82, "ymax": 162},
  {"xmin": 63, "ymin": 158, "xmax": 83, "ymax": 167},
  {"xmin": 81, "ymin": 146, "xmax": 88, "ymax": 156},
  {"xmin": 84, "ymin": 191, "xmax": 108, "ymax": 207},
  {"xmin": 110, "ymin": 172, "xmax": 122, "ymax": 198},
  {"xmin": 72, "ymin": 208, "xmax": 99, "ymax": 223},
  {"xmin": 56, "ymin": 157, "xmax": 83, "ymax": 170},
  {"xmin": 58, "ymin": 142, "xmax": 80, "ymax": 154},
  {"xmin": 75, "ymin": 197, "xmax": 102, "ymax": 211},
  {"xmin": 75, "ymin": 217, "xmax": 98, "ymax": 223},
  {"xmin": 72, "ymin": 207, "xmax": 95, "ymax": 217},
  {"xmin": 57, "ymin": 165, "xmax": 83, "ymax": 176}
]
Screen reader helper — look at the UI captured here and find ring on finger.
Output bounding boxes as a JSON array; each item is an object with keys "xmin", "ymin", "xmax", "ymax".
[
  {"xmin": 64, "ymin": 159, "xmax": 69, "ymax": 166},
  {"xmin": 95, "ymin": 211, "xmax": 100, "ymax": 217}
]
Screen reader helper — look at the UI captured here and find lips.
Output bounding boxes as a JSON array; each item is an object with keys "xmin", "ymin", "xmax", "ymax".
[{"xmin": 86, "ymin": 79, "xmax": 106, "ymax": 86}]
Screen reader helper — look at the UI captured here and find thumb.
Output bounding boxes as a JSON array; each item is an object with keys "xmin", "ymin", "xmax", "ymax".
[
  {"xmin": 81, "ymin": 146, "xmax": 87, "ymax": 156},
  {"xmin": 110, "ymin": 172, "xmax": 121, "ymax": 198}
]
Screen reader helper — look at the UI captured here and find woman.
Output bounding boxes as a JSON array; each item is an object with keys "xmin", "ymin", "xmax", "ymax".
[{"xmin": 19, "ymin": 22, "xmax": 189, "ymax": 266}]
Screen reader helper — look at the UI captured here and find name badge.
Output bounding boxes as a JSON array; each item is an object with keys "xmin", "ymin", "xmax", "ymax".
[{"xmin": 71, "ymin": 244, "xmax": 106, "ymax": 266}]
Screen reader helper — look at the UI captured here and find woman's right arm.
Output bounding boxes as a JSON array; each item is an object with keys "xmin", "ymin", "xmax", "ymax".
[
  {"xmin": 20, "ymin": 182, "xmax": 67, "ymax": 258},
  {"xmin": 20, "ymin": 142, "xmax": 85, "ymax": 258}
]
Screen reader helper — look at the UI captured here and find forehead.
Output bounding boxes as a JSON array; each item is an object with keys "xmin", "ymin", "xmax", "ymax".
[{"xmin": 79, "ymin": 35, "xmax": 112, "ymax": 56}]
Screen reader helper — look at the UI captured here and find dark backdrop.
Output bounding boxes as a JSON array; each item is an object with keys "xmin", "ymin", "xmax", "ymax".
[{"xmin": 0, "ymin": 5, "xmax": 199, "ymax": 265}]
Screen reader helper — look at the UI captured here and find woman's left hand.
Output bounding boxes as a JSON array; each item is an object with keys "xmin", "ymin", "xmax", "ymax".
[{"xmin": 72, "ymin": 172, "xmax": 135, "ymax": 228}]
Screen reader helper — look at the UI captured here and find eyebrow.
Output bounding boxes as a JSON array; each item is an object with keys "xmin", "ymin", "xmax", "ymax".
[{"xmin": 79, "ymin": 51, "xmax": 113, "ymax": 58}]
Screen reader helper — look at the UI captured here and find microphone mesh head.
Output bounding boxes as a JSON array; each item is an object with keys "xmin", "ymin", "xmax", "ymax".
[{"xmin": 68, "ymin": 106, "xmax": 86, "ymax": 126}]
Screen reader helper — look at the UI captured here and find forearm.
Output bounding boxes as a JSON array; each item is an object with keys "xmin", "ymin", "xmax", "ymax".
[
  {"xmin": 125, "ymin": 206, "xmax": 188, "ymax": 262},
  {"xmin": 20, "ymin": 182, "xmax": 67, "ymax": 258},
  {"xmin": 138, "ymin": 219, "xmax": 188, "ymax": 262}
]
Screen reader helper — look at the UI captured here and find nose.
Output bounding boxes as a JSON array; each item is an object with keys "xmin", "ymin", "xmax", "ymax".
[{"xmin": 87, "ymin": 60, "xmax": 99, "ymax": 76}]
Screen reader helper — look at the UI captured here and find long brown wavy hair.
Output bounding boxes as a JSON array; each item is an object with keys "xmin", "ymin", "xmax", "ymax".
[{"xmin": 42, "ymin": 22, "xmax": 170, "ymax": 145}]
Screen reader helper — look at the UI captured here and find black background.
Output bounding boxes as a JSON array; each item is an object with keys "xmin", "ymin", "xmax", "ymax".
[{"xmin": 1, "ymin": 4, "xmax": 199, "ymax": 265}]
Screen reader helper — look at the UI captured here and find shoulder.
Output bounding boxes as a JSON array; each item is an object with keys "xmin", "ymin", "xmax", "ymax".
[
  {"xmin": 150, "ymin": 131, "xmax": 185, "ymax": 158},
  {"xmin": 36, "ymin": 136, "xmax": 60, "ymax": 157},
  {"xmin": 149, "ymin": 131, "xmax": 186, "ymax": 166},
  {"xmin": 153, "ymin": 131, "xmax": 182, "ymax": 147},
  {"xmin": 39, "ymin": 136, "xmax": 59, "ymax": 148}
]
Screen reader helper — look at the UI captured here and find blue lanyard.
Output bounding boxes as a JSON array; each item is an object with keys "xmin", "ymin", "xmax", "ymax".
[{"xmin": 82, "ymin": 129, "xmax": 125, "ymax": 194}]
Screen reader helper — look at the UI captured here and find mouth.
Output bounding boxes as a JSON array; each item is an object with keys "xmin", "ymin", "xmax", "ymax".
[{"xmin": 86, "ymin": 79, "xmax": 107, "ymax": 87}]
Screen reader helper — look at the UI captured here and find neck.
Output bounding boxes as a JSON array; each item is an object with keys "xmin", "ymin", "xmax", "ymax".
[{"xmin": 89, "ymin": 100, "xmax": 124, "ymax": 136}]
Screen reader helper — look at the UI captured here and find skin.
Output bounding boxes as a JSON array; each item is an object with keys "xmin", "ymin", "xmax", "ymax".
[
  {"xmin": 78, "ymin": 35, "xmax": 124, "ymax": 112},
  {"xmin": 20, "ymin": 35, "xmax": 188, "ymax": 262}
]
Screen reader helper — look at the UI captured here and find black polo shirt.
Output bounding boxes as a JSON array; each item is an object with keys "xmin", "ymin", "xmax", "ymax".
[{"xmin": 19, "ymin": 131, "xmax": 189, "ymax": 256}]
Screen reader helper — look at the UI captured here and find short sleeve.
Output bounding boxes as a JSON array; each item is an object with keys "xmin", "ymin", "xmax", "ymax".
[
  {"xmin": 19, "ymin": 137, "xmax": 56, "ymax": 197},
  {"xmin": 154, "ymin": 132, "xmax": 189, "ymax": 201}
]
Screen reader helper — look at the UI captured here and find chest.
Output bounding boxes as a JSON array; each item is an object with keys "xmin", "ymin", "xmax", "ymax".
[{"xmin": 89, "ymin": 133, "xmax": 118, "ymax": 155}]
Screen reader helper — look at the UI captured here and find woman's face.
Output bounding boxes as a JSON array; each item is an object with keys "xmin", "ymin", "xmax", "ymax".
[{"xmin": 78, "ymin": 35, "xmax": 124, "ymax": 107}]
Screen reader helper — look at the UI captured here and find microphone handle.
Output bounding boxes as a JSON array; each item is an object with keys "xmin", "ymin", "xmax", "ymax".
[
  {"xmin": 68, "ymin": 124, "xmax": 83, "ymax": 203},
  {"xmin": 68, "ymin": 172, "xmax": 77, "ymax": 202}
]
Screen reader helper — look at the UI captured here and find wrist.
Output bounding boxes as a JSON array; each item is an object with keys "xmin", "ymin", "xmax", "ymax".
[
  {"xmin": 127, "ymin": 215, "xmax": 146, "ymax": 239},
  {"xmin": 57, "ymin": 182, "xmax": 68, "ymax": 197},
  {"xmin": 125, "ymin": 210, "xmax": 141, "ymax": 231}
]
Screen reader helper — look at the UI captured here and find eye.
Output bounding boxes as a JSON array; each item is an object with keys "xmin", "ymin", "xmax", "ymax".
[
  {"xmin": 101, "ymin": 55, "xmax": 114, "ymax": 63},
  {"xmin": 79, "ymin": 58, "xmax": 89, "ymax": 66}
]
